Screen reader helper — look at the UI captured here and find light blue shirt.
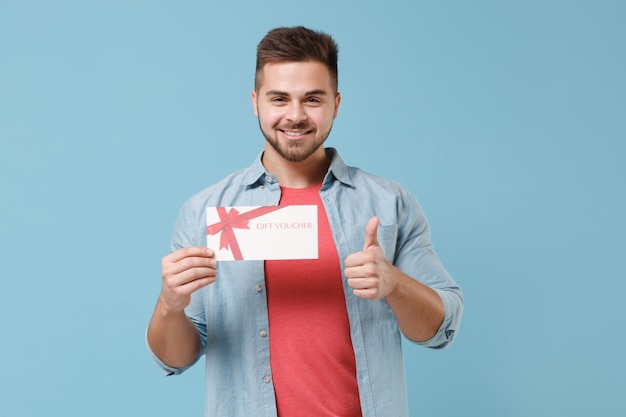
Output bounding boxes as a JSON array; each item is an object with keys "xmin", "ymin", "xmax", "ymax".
[{"xmin": 150, "ymin": 148, "xmax": 463, "ymax": 417}]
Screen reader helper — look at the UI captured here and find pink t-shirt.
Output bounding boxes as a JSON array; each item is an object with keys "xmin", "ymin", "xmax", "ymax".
[{"xmin": 264, "ymin": 184, "xmax": 362, "ymax": 417}]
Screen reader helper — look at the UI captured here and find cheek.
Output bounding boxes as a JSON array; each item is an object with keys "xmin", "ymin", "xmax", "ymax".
[
  {"xmin": 258, "ymin": 107, "xmax": 283, "ymax": 126},
  {"xmin": 313, "ymin": 110, "xmax": 335, "ymax": 127}
]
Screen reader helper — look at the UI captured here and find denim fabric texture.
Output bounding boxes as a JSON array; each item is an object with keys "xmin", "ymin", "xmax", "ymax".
[{"xmin": 149, "ymin": 148, "xmax": 463, "ymax": 417}]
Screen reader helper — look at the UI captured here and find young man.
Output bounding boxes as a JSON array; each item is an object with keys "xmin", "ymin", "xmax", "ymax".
[{"xmin": 147, "ymin": 26, "xmax": 463, "ymax": 417}]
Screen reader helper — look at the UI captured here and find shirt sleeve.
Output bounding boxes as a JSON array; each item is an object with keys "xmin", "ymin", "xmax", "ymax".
[
  {"xmin": 393, "ymin": 188, "xmax": 464, "ymax": 349},
  {"xmin": 147, "ymin": 197, "xmax": 209, "ymax": 375},
  {"xmin": 146, "ymin": 327, "xmax": 202, "ymax": 376}
]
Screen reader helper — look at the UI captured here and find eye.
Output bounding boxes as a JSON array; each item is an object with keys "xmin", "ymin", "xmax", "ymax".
[{"xmin": 305, "ymin": 97, "xmax": 321, "ymax": 104}]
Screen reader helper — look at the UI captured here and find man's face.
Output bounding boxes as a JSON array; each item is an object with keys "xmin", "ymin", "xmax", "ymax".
[{"xmin": 252, "ymin": 61, "xmax": 341, "ymax": 163}]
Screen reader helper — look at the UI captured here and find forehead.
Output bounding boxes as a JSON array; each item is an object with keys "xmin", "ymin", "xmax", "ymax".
[{"xmin": 256, "ymin": 61, "xmax": 334, "ymax": 93}]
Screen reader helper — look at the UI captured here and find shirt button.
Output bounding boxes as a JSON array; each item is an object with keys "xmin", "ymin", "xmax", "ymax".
[
  {"xmin": 255, "ymin": 284, "xmax": 263, "ymax": 292},
  {"xmin": 263, "ymin": 376, "xmax": 271, "ymax": 383},
  {"xmin": 260, "ymin": 330, "xmax": 268, "ymax": 337},
  {"xmin": 260, "ymin": 185, "xmax": 265, "ymax": 189},
  {"xmin": 265, "ymin": 175, "xmax": 273, "ymax": 183}
]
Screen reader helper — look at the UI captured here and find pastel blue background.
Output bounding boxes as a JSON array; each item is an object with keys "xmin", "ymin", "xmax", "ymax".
[{"xmin": 1, "ymin": 1, "xmax": 624, "ymax": 416}]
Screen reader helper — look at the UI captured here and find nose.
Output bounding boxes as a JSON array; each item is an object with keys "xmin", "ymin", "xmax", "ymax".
[{"xmin": 286, "ymin": 102, "xmax": 307, "ymax": 123}]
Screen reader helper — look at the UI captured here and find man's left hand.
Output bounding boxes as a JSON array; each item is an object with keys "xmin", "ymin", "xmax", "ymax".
[{"xmin": 344, "ymin": 216, "xmax": 397, "ymax": 300}]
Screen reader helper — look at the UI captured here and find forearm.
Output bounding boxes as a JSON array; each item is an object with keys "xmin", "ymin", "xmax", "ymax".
[
  {"xmin": 385, "ymin": 268, "xmax": 445, "ymax": 343},
  {"xmin": 147, "ymin": 297, "xmax": 202, "ymax": 368}
]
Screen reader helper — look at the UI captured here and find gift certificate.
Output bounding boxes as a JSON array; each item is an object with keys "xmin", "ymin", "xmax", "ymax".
[{"xmin": 206, "ymin": 205, "xmax": 318, "ymax": 261}]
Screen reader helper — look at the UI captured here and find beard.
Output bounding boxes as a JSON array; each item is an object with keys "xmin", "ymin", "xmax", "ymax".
[{"xmin": 259, "ymin": 120, "xmax": 333, "ymax": 163}]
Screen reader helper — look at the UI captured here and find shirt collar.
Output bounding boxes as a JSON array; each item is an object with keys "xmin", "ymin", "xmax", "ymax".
[
  {"xmin": 323, "ymin": 147, "xmax": 354, "ymax": 188},
  {"xmin": 240, "ymin": 151, "xmax": 269, "ymax": 187},
  {"xmin": 240, "ymin": 147, "xmax": 354, "ymax": 188}
]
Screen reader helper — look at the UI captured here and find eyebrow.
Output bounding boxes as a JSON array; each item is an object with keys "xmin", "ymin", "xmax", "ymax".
[{"xmin": 265, "ymin": 89, "xmax": 328, "ymax": 97}]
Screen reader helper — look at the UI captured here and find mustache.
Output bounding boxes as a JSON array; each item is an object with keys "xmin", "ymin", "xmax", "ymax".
[{"xmin": 279, "ymin": 122, "xmax": 314, "ymax": 131}]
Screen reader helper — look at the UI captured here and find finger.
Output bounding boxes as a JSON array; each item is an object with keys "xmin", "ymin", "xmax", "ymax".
[
  {"xmin": 344, "ymin": 265, "xmax": 363, "ymax": 279},
  {"xmin": 159, "ymin": 273, "xmax": 217, "ymax": 312},
  {"xmin": 344, "ymin": 261, "xmax": 377, "ymax": 279},
  {"xmin": 363, "ymin": 216, "xmax": 380, "ymax": 251},
  {"xmin": 180, "ymin": 275, "xmax": 217, "ymax": 293},
  {"xmin": 170, "ymin": 265, "xmax": 218, "ymax": 287},
  {"xmin": 347, "ymin": 276, "xmax": 380, "ymax": 300},
  {"xmin": 346, "ymin": 277, "xmax": 378, "ymax": 290},
  {"xmin": 164, "ymin": 254, "xmax": 216, "ymax": 276},
  {"xmin": 344, "ymin": 252, "xmax": 367, "ymax": 268},
  {"xmin": 163, "ymin": 246, "xmax": 214, "ymax": 264},
  {"xmin": 352, "ymin": 288, "xmax": 379, "ymax": 300}
]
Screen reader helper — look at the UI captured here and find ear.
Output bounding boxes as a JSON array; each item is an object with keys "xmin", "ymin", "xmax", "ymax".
[
  {"xmin": 251, "ymin": 89, "xmax": 259, "ymax": 117},
  {"xmin": 333, "ymin": 92, "xmax": 341, "ymax": 119}
]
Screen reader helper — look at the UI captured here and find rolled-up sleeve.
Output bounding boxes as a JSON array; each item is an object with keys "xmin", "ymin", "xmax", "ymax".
[
  {"xmin": 147, "ymin": 196, "xmax": 208, "ymax": 376},
  {"xmin": 145, "ymin": 327, "xmax": 204, "ymax": 376},
  {"xmin": 394, "ymin": 190, "xmax": 464, "ymax": 349}
]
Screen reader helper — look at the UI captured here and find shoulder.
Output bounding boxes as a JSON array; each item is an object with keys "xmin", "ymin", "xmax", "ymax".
[
  {"xmin": 182, "ymin": 167, "xmax": 250, "ymax": 210},
  {"xmin": 329, "ymin": 148, "xmax": 415, "ymax": 200},
  {"xmin": 169, "ymin": 167, "xmax": 252, "ymax": 249},
  {"xmin": 348, "ymin": 165, "xmax": 417, "ymax": 204}
]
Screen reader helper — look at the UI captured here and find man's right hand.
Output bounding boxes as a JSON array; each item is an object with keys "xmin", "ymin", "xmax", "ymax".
[
  {"xmin": 148, "ymin": 246, "xmax": 216, "ymax": 368},
  {"xmin": 159, "ymin": 246, "xmax": 218, "ymax": 313}
]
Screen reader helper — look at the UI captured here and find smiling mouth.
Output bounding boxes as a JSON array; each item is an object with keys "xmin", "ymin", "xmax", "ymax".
[{"xmin": 280, "ymin": 129, "xmax": 312, "ymax": 138}]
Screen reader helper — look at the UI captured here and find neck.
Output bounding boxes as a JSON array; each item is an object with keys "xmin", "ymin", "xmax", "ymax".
[{"xmin": 262, "ymin": 146, "xmax": 330, "ymax": 188}]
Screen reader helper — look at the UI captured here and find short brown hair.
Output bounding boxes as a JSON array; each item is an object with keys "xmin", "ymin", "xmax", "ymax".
[{"xmin": 255, "ymin": 26, "xmax": 339, "ymax": 92}]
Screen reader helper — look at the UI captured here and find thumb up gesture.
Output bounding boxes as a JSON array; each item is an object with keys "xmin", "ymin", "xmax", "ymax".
[{"xmin": 344, "ymin": 216, "xmax": 396, "ymax": 300}]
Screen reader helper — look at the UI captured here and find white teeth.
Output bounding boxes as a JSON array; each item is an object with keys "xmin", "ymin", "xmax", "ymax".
[{"xmin": 284, "ymin": 131, "xmax": 306, "ymax": 137}]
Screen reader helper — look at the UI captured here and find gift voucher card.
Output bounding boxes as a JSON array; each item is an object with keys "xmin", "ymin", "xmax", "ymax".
[{"xmin": 206, "ymin": 205, "xmax": 318, "ymax": 261}]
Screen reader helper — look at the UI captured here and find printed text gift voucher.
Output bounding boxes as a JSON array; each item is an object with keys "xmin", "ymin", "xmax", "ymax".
[{"xmin": 206, "ymin": 205, "xmax": 318, "ymax": 261}]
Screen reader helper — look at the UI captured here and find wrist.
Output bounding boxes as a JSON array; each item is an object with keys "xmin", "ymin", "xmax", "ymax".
[
  {"xmin": 156, "ymin": 293, "xmax": 187, "ymax": 318},
  {"xmin": 383, "ymin": 265, "xmax": 405, "ymax": 300}
]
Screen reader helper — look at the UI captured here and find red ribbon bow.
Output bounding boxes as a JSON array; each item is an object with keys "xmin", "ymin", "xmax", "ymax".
[{"xmin": 206, "ymin": 206, "xmax": 283, "ymax": 260}]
